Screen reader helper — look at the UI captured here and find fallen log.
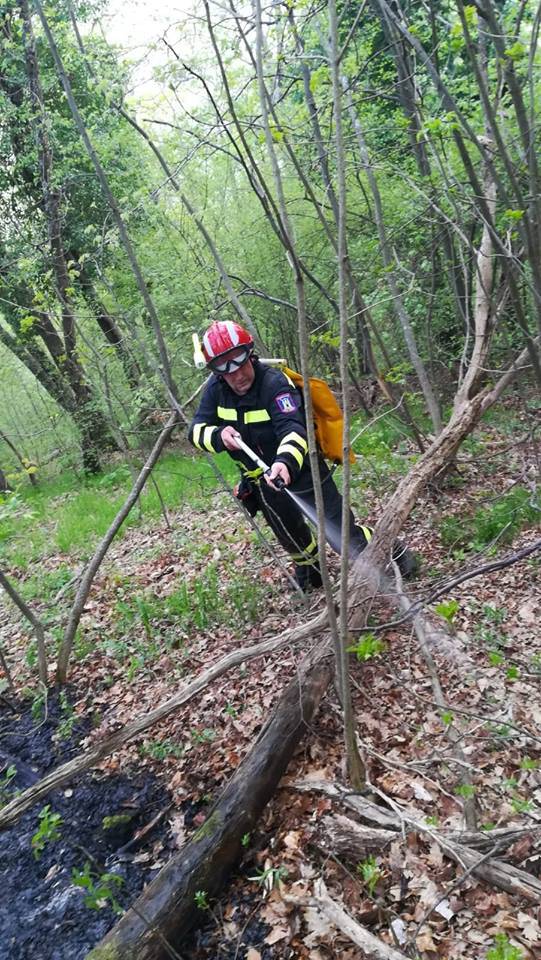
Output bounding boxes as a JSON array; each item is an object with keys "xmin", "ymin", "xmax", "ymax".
[
  {"xmin": 87, "ymin": 638, "xmax": 333, "ymax": 960},
  {"xmin": 298, "ymin": 782, "xmax": 541, "ymax": 902}
]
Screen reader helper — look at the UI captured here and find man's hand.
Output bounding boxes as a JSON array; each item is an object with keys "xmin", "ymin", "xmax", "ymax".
[
  {"xmin": 265, "ymin": 461, "xmax": 291, "ymax": 489},
  {"xmin": 221, "ymin": 426, "xmax": 242, "ymax": 451}
]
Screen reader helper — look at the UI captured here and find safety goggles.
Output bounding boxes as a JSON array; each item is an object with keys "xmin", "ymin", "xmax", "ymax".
[{"xmin": 208, "ymin": 346, "xmax": 252, "ymax": 374}]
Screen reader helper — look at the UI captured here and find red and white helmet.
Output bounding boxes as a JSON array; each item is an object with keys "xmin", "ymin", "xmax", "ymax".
[{"xmin": 202, "ymin": 320, "xmax": 254, "ymax": 373}]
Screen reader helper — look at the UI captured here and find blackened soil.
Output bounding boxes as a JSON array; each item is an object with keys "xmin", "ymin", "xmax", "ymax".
[{"xmin": 0, "ymin": 692, "xmax": 172, "ymax": 960}]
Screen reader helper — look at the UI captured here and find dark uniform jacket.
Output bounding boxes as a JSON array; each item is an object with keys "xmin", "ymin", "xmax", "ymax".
[{"xmin": 188, "ymin": 360, "xmax": 309, "ymax": 482}]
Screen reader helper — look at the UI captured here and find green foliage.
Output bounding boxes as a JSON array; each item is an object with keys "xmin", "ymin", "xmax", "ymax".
[
  {"xmin": 108, "ymin": 561, "xmax": 269, "ymax": 658},
  {"xmin": 454, "ymin": 783, "xmax": 476, "ymax": 799},
  {"xmin": 0, "ymin": 494, "xmax": 35, "ymax": 546},
  {"xmin": 72, "ymin": 862, "xmax": 125, "ymax": 914},
  {"xmin": 30, "ymin": 688, "xmax": 47, "ymax": 722},
  {"xmin": 248, "ymin": 864, "xmax": 288, "ymax": 889},
  {"xmin": 102, "ymin": 814, "xmax": 133, "ymax": 831},
  {"xmin": 31, "ymin": 805, "xmax": 63, "ymax": 860},
  {"xmin": 54, "ymin": 690, "xmax": 76, "ymax": 742},
  {"xmin": 194, "ymin": 889, "xmax": 210, "ymax": 910},
  {"xmin": 504, "ymin": 41, "xmax": 526, "ymax": 61},
  {"xmin": 347, "ymin": 633, "xmax": 385, "ymax": 661},
  {"xmin": 440, "ymin": 487, "xmax": 538, "ymax": 552},
  {"xmin": 139, "ymin": 739, "xmax": 184, "ymax": 760},
  {"xmin": 519, "ymin": 756, "xmax": 539, "ymax": 771},
  {"xmin": 191, "ymin": 728, "xmax": 216, "ymax": 745},
  {"xmin": 486, "ymin": 934, "xmax": 524, "ymax": 960},
  {"xmin": 20, "ymin": 565, "xmax": 75, "ymax": 603},
  {"xmin": 434, "ymin": 599, "xmax": 459, "ymax": 625},
  {"xmin": 357, "ymin": 855, "xmax": 382, "ymax": 896}
]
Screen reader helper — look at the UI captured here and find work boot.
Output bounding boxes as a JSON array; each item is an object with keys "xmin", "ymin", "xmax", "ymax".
[
  {"xmin": 354, "ymin": 525, "xmax": 418, "ymax": 579},
  {"xmin": 391, "ymin": 541, "xmax": 419, "ymax": 579},
  {"xmin": 293, "ymin": 563, "xmax": 322, "ymax": 592}
]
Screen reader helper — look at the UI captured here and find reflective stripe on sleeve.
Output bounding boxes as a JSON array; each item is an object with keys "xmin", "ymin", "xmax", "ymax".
[
  {"xmin": 285, "ymin": 431, "xmax": 307, "ymax": 452},
  {"xmin": 193, "ymin": 423, "xmax": 219, "ymax": 452},
  {"xmin": 193, "ymin": 423, "xmax": 204, "ymax": 448},
  {"xmin": 202, "ymin": 426, "xmax": 218, "ymax": 451},
  {"xmin": 277, "ymin": 430, "xmax": 307, "ymax": 469},
  {"xmin": 217, "ymin": 407, "xmax": 238, "ymax": 421},
  {"xmin": 244, "ymin": 409, "xmax": 271, "ymax": 424},
  {"xmin": 359, "ymin": 525, "xmax": 373, "ymax": 542},
  {"xmin": 277, "ymin": 443, "xmax": 304, "ymax": 468}
]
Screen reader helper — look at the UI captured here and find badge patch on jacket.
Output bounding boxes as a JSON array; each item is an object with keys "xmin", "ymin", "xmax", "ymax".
[{"xmin": 275, "ymin": 392, "xmax": 297, "ymax": 413}]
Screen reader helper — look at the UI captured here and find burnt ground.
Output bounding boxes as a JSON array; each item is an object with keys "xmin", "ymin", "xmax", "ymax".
[
  {"xmin": 0, "ymin": 691, "xmax": 281, "ymax": 960},
  {"xmin": 0, "ymin": 692, "xmax": 175, "ymax": 960}
]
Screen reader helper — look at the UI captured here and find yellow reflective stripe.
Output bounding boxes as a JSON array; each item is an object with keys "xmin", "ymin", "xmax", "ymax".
[
  {"xmin": 193, "ymin": 423, "xmax": 218, "ymax": 451},
  {"xmin": 244, "ymin": 409, "xmax": 271, "ymax": 424},
  {"xmin": 277, "ymin": 442, "xmax": 304, "ymax": 468},
  {"xmin": 360, "ymin": 525, "xmax": 373, "ymax": 542},
  {"xmin": 283, "ymin": 431, "xmax": 307, "ymax": 452},
  {"xmin": 292, "ymin": 537, "xmax": 318, "ymax": 563},
  {"xmin": 202, "ymin": 426, "xmax": 218, "ymax": 452},
  {"xmin": 193, "ymin": 423, "xmax": 205, "ymax": 449},
  {"xmin": 217, "ymin": 406, "xmax": 238, "ymax": 421}
]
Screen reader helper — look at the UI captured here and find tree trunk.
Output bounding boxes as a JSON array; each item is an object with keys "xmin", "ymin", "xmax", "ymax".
[
  {"xmin": 89, "ymin": 293, "xmax": 142, "ymax": 390},
  {"xmin": 20, "ymin": 0, "xmax": 117, "ymax": 473},
  {"xmin": 87, "ymin": 639, "xmax": 333, "ymax": 960}
]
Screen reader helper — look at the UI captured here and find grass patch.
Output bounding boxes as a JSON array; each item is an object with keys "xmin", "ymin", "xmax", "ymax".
[
  {"xmin": 19, "ymin": 565, "xmax": 75, "ymax": 604},
  {"xmin": 111, "ymin": 562, "xmax": 269, "ymax": 642},
  {"xmin": 97, "ymin": 562, "xmax": 272, "ymax": 679},
  {"xmin": 440, "ymin": 486, "xmax": 539, "ymax": 553},
  {"xmin": 0, "ymin": 450, "xmax": 237, "ymax": 566}
]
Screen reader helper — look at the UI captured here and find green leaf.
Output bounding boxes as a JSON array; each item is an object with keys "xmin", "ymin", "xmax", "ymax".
[
  {"xmin": 454, "ymin": 783, "xmax": 475, "ymax": 798},
  {"xmin": 19, "ymin": 315, "xmax": 36, "ymax": 335},
  {"xmin": 434, "ymin": 599, "xmax": 459, "ymax": 624},
  {"xmin": 504, "ymin": 41, "xmax": 526, "ymax": 61},
  {"xmin": 346, "ymin": 634, "xmax": 385, "ymax": 662},
  {"xmin": 503, "ymin": 208, "xmax": 524, "ymax": 221}
]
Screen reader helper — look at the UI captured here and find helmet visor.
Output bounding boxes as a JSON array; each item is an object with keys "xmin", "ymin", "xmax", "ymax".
[{"xmin": 208, "ymin": 345, "xmax": 252, "ymax": 374}]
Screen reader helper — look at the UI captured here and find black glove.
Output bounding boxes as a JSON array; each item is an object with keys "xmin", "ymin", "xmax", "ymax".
[{"xmin": 234, "ymin": 477, "xmax": 259, "ymax": 517}]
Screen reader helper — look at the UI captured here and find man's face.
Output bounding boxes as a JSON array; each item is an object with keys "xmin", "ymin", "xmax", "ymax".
[{"xmin": 221, "ymin": 352, "xmax": 255, "ymax": 395}]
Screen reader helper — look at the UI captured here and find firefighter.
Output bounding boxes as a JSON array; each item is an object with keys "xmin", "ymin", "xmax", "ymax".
[{"xmin": 188, "ymin": 320, "xmax": 415, "ymax": 590}]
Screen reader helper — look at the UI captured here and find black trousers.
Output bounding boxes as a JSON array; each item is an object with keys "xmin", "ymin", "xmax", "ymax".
[{"xmin": 254, "ymin": 457, "xmax": 370, "ymax": 566}]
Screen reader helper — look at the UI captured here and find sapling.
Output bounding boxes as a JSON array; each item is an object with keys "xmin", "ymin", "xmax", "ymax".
[
  {"xmin": 72, "ymin": 861, "xmax": 125, "ymax": 914},
  {"xmin": 357, "ymin": 855, "xmax": 382, "ymax": 897},
  {"xmin": 31, "ymin": 805, "xmax": 63, "ymax": 860},
  {"xmin": 486, "ymin": 933, "xmax": 524, "ymax": 960}
]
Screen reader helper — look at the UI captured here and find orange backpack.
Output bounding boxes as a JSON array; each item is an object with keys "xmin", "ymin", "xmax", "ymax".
[{"xmin": 282, "ymin": 366, "xmax": 356, "ymax": 465}]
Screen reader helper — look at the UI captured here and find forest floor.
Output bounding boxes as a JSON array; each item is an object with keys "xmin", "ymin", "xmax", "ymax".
[{"xmin": 0, "ymin": 396, "xmax": 540, "ymax": 960}]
